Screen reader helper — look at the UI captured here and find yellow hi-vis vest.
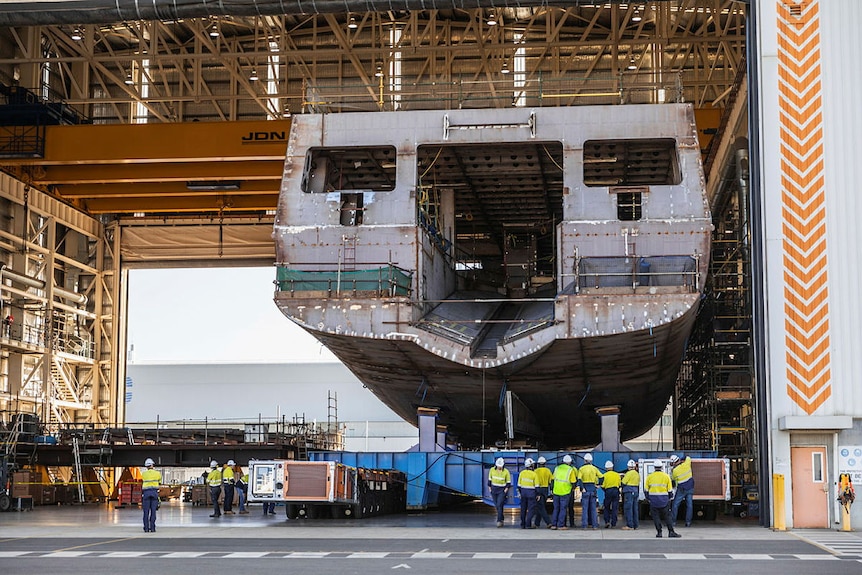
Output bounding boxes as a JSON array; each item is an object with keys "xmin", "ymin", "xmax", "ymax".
[
  {"xmin": 578, "ymin": 464, "xmax": 604, "ymax": 485},
  {"xmin": 489, "ymin": 467, "xmax": 511, "ymax": 488},
  {"xmin": 552, "ymin": 464, "xmax": 575, "ymax": 496},
  {"xmin": 646, "ymin": 470, "xmax": 673, "ymax": 494},
  {"xmin": 602, "ymin": 470, "xmax": 621, "ymax": 489},
  {"xmin": 671, "ymin": 457, "xmax": 694, "ymax": 487},
  {"xmin": 223, "ymin": 466, "xmax": 235, "ymax": 484},
  {"xmin": 518, "ymin": 469, "xmax": 537, "ymax": 489},
  {"xmin": 534, "ymin": 466, "xmax": 553, "ymax": 488},
  {"xmin": 207, "ymin": 469, "xmax": 223, "ymax": 487},
  {"xmin": 141, "ymin": 468, "xmax": 161, "ymax": 490},
  {"xmin": 622, "ymin": 469, "xmax": 640, "ymax": 487}
]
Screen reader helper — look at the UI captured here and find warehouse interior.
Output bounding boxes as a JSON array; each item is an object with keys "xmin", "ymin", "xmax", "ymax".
[{"xmin": 0, "ymin": 1, "xmax": 755, "ymax": 513}]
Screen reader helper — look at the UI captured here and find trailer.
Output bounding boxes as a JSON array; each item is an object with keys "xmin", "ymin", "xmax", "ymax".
[
  {"xmin": 246, "ymin": 459, "xmax": 406, "ymax": 519},
  {"xmin": 638, "ymin": 457, "xmax": 731, "ymax": 521}
]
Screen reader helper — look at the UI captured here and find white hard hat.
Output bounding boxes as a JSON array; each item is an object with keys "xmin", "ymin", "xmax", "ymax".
[
  {"xmin": 524, "ymin": 458, "xmax": 534, "ymax": 467},
  {"xmin": 495, "ymin": 457, "xmax": 505, "ymax": 467},
  {"xmin": 604, "ymin": 461, "xmax": 614, "ymax": 470},
  {"xmin": 537, "ymin": 456, "xmax": 547, "ymax": 465},
  {"xmin": 627, "ymin": 459, "xmax": 636, "ymax": 469},
  {"xmin": 654, "ymin": 460, "xmax": 665, "ymax": 468},
  {"xmin": 227, "ymin": 459, "xmax": 236, "ymax": 466},
  {"xmin": 670, "ymin": 454, "xmax": 680, "ymax": 464},
  {"xmin": 562, "ymin": 455, "xmax": 573, "ymax": 464},
  {"xmin": 584, "ymin": 453, "xmax": 593, "ymax": 462},
  {"xmin": 144, "ymin": 458, "xmax": 154, "ymax": 467},
  {"xmin": 210, "ymin": 460, "xmax": 218, "ymax": 468}
]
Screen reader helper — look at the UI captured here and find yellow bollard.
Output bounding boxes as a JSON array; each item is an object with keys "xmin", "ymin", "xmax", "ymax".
[
  {"xmin": 773, "ymin": 473, "xmax": 786, "ymax": 531},
  {"xmin": 838, "ymin": 473, "xmax": 854, "ymax": 532}
]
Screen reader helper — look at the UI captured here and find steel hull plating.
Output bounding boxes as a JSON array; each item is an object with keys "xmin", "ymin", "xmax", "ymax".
[{"xmin": 273, "ymin": 106, "xmax": 711, "ymax": 449}]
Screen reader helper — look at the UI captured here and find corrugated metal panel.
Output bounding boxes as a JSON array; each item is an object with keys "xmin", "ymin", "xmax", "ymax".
[
  {"xmin": 819, "ymin": 0, "xmax": 862, "ymax": 414},
  {"xmin": 284, "ymin": 462, "xmax": 329, "ymax": 499}
]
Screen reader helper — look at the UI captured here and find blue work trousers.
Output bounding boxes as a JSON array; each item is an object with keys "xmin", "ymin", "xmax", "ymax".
[
  {"xmin": 141, "ymin": 488, "xmax": 159, "ymax": 532},
  {"xmin": 519, "ymin": 487, "xmax": 536, "ymax": 528},
  {"xmin": 622, "ymin": 489, "xmax": 640, "ymax": 529},
  {"xmin": 603, "ymin": 487, "xmax": 620, "ymax": 527},
  {"xmin": 236, "ymin": 483, "xmax": 247, "ymax": 511},
  {"xmin": 672, "ymin": 485, "xmax": 694, "ymax": 526},
  {"xmin": 210, "ymin": 485, "xmax": 222, "ymax": 516},
  {"xmin": 651, "ymin": 502, "xmax": 675, "ymax": 535},
  {"xmin": 491, "ymin": 486, "xmax": 508, "ymax": 523},
  {"xmin": 551, "ymin": 493, "xmax": 571, "ymax": 528},
  {"xmin": 533, "ymin": 486, "xmax": 552, "ymax": 527},
  {"xmin": 581, "ymin": 487, "xmax": 598, "ymax": 528},
  {"xmin": 222, "ymin": 483, "xmax": 235, "ymax": 512}
]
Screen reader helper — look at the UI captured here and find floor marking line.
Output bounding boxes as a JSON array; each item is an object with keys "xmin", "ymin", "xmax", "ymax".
[{"xmin": 52, "ymin": 537, "xmax": 139, "ymax": 553}]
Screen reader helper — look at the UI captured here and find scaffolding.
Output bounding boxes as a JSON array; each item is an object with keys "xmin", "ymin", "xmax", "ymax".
[{"xmin": 675, "ymin": 166, "xmax": 757, "ymax": 503}]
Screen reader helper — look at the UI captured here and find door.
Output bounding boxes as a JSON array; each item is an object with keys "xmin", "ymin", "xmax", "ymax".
[{"xmin": 790, "ymin": 446, "xmax": 829, "ymax": 528}]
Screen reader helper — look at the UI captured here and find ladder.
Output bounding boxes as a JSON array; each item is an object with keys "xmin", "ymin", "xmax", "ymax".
[{"xmin": 71, "ymin": 436, "xmax": 85, "ymax": 504}]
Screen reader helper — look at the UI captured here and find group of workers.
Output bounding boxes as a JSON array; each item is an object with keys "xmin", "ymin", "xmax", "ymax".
[
  {"xmin": 489, "ymin": 453, "xmax": 695, "ymax": 538},
  {"xmin": 205, "ymin": 459, "xmax": 252, "ymax": 518},
  {"xmin": 139, "ymin": 458, "xmax": 260, "ymax": 533}
]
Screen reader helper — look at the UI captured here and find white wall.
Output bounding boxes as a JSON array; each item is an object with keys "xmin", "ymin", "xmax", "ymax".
[{"xmin": 125, "ymin": 362, "xmax": 405, "ymax": 423}]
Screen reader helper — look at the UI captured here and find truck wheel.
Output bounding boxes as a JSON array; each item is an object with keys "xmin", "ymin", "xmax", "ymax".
[
  {"xmin": 286, "ymin": 504, "xmax": 300, "ymax": 519},
  {"xmin": 331, "ymin": 505, "xmax": 349, "ymax": 519},
  {"xmin": 0, "ymin": 493, "xmax": 11, "ymax": 512},
  {"xmin": 352, "ymin": 503, "xmax": 363, "ymax": 519}
]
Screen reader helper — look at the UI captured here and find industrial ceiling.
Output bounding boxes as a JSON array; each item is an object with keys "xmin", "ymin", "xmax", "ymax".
[{"xmin": 0, "ymin": 1, "xmax": 747, "ymax": 218}]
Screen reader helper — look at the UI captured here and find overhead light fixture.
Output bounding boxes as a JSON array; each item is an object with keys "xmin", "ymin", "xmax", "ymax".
[
  {"xmin": 487, "ymin": 12, "xmax": 497, "ymax": 26},
  {"xmin": 209, "ymin": 22, "xmax": 219, "ymax": 38},
  {"xmin": 375, "ymin": 63, "xmax": 384, "ymax": 77},
  {"xmin": 249, "ymin": 68, "xmax": 259, "ymax": 81},
  {"xmin": 348, "ymin": 16, "xmax": 358, "ymax": 30},
  {"xmin": 124, "ymin": 72, "xmax": 134, "ymax": 85},
  {"xmin": 501, "ymin": 60, "xmax": 510, "ymax": 75},
  {"xmin": 632, "ymin": 7, "xmax": 643, "ymax": 23},
  {"xmin": 186, "ymin": 181, "xmax": 241, "ymax": 191},
  {"xmin": 71, "ymin": 27, "xmax": 83, "ymax": 41},
  {"xmin": 627, "ymin": 56, "xmax": 637, "ymax": 71}
]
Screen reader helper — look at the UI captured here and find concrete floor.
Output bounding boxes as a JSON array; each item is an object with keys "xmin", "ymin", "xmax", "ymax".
[{"xmin": 1, "ymin": 500, "xmax": 860, "ymax": 574}]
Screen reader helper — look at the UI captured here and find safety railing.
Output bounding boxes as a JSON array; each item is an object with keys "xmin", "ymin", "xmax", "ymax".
[
  {"xmin": 302, "ymin": 71, "xmax": 684, "ymax": 113},
  {"xmin": 275, "ymin": 264, "xmax": 413, "ymax": 298},
  {"xmin": 571, "ymin": 255, "xmax": 700, "ymax": 293}
]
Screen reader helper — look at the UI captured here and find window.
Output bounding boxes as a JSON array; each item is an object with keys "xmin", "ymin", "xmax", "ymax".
[
  {"xmin": 616, "ymin": 190, "xmax": 643, "ymax": 221},
  {"xmin": 812, "ymin": 452, "xmax": 824, "ymax": 483},
  {"xmin": 583, "ymin": 138, "xmax": 681, "ymax": 187},
  {"xmin": 301, "ymin": 146, "xmax": 396, "ymax": 193}
]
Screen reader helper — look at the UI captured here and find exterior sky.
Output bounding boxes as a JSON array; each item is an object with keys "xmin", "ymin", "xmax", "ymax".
[{"xmin": 126, "ymin": 267, "xmax": 337, "ymax": 363}]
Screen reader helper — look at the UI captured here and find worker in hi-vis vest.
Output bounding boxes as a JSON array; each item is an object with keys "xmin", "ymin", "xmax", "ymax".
[
  {"xmin": 207, "ymin": 461, "xmax": 223, "ymax": 518},
  {"xmin": 532, "ymin": 456, "xmax": 553, "ymax": 528},
  {"xmin": 488, "ymin": 457, "xmax": 511, "ymax": 527},
  {"xmin": 670, "ymin": 454, "xmax": 695, "ymax": 527},
  {"xmin": 646, "ymin": 460, "xmax": 680, "ymax": 538},
  {"xmin": 550, "ymin": 454, "xmax": 576, "ymax": 530},
  {"xmin": 621, "ymin": 459, "xmax": 640, "ymax": 530},
  {"xmin": 601, "ymin": 460, "xmax": 621, "ymax": 528},
  {"xmin": 517, "ymin": 458, "xmax": 538, "ymax": 529},
  {"xmin": 577, "ymin": 452, "xmax": 603, "ymax": 529},
  {"xmin": 141, "ymin": 458, "xmax": 161, "ymax": 533}
]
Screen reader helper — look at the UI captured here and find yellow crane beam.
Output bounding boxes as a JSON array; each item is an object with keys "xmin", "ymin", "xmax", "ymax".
[{"xmin": 1, "ymin": 119, "xmax": 291, "ymax": 216}]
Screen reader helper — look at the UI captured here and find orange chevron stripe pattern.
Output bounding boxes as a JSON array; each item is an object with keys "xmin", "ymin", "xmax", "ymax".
[{"xmin": 777, "ymin": 0, "xmax": 831, "ymax": 414}]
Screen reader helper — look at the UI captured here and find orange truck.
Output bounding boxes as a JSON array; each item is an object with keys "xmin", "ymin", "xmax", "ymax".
[{"xmin": 246, "ymin": 459, "xmax": 406, "ymax": 519}]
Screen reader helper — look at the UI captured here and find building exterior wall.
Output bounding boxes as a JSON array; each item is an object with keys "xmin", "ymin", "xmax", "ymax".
[
  {"xmin": 125, "ymin": 362, "xmax": 403, "ymax": 423},
  {"xmin": 756, "ymin": 0, "xmax": 862, "ymax": 528}
]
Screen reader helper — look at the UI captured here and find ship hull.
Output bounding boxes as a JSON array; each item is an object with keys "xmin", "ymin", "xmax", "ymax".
[
  {"xmin": 277, "ymin": 292, "xmax": 700, "ymax": 448},
  {"xmin": 273, "ymin": 105, "xmax": 711, "ymax": 449}
]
